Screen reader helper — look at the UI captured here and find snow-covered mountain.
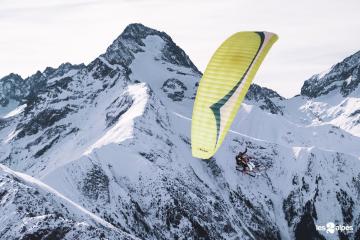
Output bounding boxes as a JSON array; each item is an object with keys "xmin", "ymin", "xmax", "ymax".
[
  {"xmin": 298, "ymin": 51, "xmax": 360, "ymax": 136},
  {"xmin": 1, "ymin": 23, "xmax": 360, "ymax": 240},
  {"xmin": 0, "ymin": 164, "xmax": 136, "ymax": 239}
]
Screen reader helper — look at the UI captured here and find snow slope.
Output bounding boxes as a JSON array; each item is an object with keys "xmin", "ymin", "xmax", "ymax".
[{"xmin": 0, "ymin": 164, "xmax": 136, "ymax": 239}]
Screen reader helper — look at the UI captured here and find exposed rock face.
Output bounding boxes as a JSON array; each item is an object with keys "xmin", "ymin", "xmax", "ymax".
[
  {"xmin": 301, "ymin": 51, "xmax": 360, "ymax": 98},
  {"xmin": 161, "ymin": 78, "xmax": 188, "ymax": 101},
  {"xmin": 245, "ymin": 84, "xmax": 284, "ymax": 115},
  {"xmin": 0, "ymin": 63, "xmax": 85, "ymax": 108},
  {"xmin": 0, "ymin": 73, "xmax": 27, "ymax": 107},
  {"xmin": 102, "ymin": 23, "xmax": 200, "ymax": 72},
  {"xmin": 1, "ymin": 23, "xmax": 360, "ymax": 240}
]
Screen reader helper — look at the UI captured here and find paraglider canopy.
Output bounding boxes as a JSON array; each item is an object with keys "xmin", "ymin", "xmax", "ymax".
[{"xmin": 191, "ymin": 31, "xmax": 278, "ymax": 159}]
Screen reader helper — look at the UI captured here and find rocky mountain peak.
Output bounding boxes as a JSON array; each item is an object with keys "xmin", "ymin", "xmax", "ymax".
[
  {"xmin": 0, "ymin": 73, "xmax": 23, "ymax": 82},
  {"xmin": 0, "ymin": 62, "xmax": 87, "ymax": 109},
  {"xmin": 342, "ymin": 50, "xmax": 360, "ymax": 67},
  {"xmin": 121, "ymin": 23, "xmax": 163, "ymax": 42},
  {"xmin": 0, "ymin": 73, "xmax": 27, "ymax": 106},
  {"xmin": 301, "ymin": 50, "xmax": 360, "ymax": 98},
  {"xmin": 102, "ymin": 23, "xmax": 200, "ymax": 73},
  {"xmin": 245, "ymin": 84, "xmax": 284, "ymax": 115},
  {"xmin": 43, "ymin": 62, "xmax": 85, "ymax": 78},
  {"xmin": 246, "ymin": 84, "xmax": 284, "ymax": 101}
]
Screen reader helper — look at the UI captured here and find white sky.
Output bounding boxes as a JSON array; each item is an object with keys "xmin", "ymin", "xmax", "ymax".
[{"xmin": 0, "ymin": 0, "xmax": 359, "ymax": 97}]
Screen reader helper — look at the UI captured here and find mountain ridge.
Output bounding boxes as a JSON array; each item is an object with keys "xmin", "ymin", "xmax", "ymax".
[{"xmin": 301, "ymin": 50, "xmax": 360, "ymax": 98}]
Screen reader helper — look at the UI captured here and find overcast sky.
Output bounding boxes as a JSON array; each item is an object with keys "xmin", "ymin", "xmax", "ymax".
[{"xmin": 0, "ymin": 0, "xmax": 359, "ymax": 97}]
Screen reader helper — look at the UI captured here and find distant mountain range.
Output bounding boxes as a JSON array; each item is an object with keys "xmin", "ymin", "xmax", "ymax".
[{"xmin": 0, "ymin": 23, "xmax": 359, "ymax": 240}]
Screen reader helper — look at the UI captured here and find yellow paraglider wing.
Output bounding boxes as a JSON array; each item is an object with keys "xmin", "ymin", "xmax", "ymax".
[{"xmin": 191, "ymin": 31, "xmax": 278, "ymax": 159}]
